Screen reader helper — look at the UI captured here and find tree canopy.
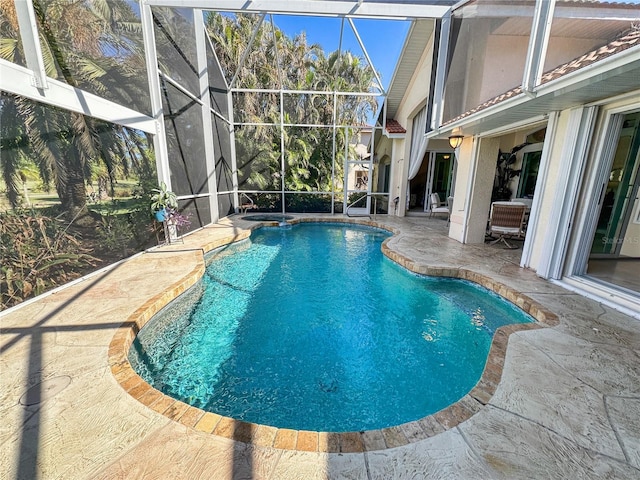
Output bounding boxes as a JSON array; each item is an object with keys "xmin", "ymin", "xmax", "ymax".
[
  {"xmin": 206, "ymin": 12, "xmax": 379, "ymax": 194},
  {"xmin": 1, "ymin": 6, "xmax": 380, "ymax": 212},
  {"xmin": 0, "ymin": 0, "xmax": 154, "ymax": 215}
]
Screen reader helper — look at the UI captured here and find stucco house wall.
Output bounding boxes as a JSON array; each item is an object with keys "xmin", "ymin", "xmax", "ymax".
[{"xmin": 386, "ymin": 34, "xmax": 435, "ymax": 216}]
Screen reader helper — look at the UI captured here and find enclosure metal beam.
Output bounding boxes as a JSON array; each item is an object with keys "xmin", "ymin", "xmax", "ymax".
[
  {"xmin": 279, "ymin": 90, "xmax": 286, "ymax": 213},
  {"xmin": 227, "ymin": 89, "xmax": 240, "ymax": 213},
  {"xmin": 269, "ymin": 15, "xmax": 284, "ymax": 90},
  {"xmin": 206, "ymin": 32, "xmax": 229, "ymax": 90},
  {"xmin": 430, "ymin": 11, "xmax": 450, "ymax": 131},
  {"xmin": 195, "ymin": 9, "xmax": 220, "ymax": 222},
  {"xmin": 331, "ymin": 92, "xmax": 338, "ymax": 214},
  {"xmin": 0, "ymin": 60, "xmax": 156, "ymax": 134},
  {"xmin": 140, "ymin": 2, "xmax": 172, "ymax": 187},
  {"xmin": 161, "ymin": 72, "xmax": 231, "ymax": 125},
  {"xmin": 347, "ymin": 18, "xmax": 385, "ymax": 95},
  {"xmin": 2, "ymin": 1, "xmax": 156, "ymax": 132},
  {"xmin": 229, "ymin": 14, "xmax": 266, "ymax": 89},
  {"xmin": 142, "ymin": 0, "xmax": 452, "ymax": 19},
  {"xmin": 522, "ymin": 0, "xmax": 556, "ymax": 94},
  {"xmin": 233, "ymin": 88, "xmax": 381, "ymax": 96},
  {"xmin": 14, "ymin": 0, "xmax": 48, "ymax": 89}
]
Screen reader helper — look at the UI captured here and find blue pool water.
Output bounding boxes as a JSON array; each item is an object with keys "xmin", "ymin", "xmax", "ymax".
[{"xmin": 129, "ymin": 223, "xmax": 533, "ymax": 432}]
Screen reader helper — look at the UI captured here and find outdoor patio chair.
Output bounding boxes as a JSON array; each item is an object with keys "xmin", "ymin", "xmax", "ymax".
[
  {"xmin": 487, "ymin": 202, "xmax": 527, "ymax": 249},
  {"xmin": 429, "ymin": 192, "xmax": 449, "ymax": 218},
  {"xmin": 240, "ymin": 193, "xmax": 257, "ymax": 214}
]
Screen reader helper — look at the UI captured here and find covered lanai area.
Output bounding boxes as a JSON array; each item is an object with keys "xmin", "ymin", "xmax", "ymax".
[{"xmin": 1, "ymin": 1, "xmax": 640, "ymax": 479}]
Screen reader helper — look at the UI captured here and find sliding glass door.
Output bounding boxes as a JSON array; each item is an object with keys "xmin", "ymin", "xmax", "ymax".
[{"xmin": 586, "ymin": 111, "xmax": 640, "ymax": 293}]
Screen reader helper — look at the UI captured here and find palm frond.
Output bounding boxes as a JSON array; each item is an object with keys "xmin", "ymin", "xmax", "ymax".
[
  {"xmin": 0, "ymin": 94, "xmax": 23, "ymax": 207},
  {"xmin": 0, "ymin": 37, "xmax": 18, "ymax": 62},
  {"xmin": 75, "ymin": 57, "xmax": 107, "ymax": 81}
]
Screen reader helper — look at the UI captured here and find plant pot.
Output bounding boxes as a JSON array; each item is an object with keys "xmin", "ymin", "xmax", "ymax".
[
  {"xmin": 154, "ymin": 209, "xmax": 166, "ymax": 222},
  {"xmin": 166, "ymin": 221, "xmax": 178, "ymax": 243}
]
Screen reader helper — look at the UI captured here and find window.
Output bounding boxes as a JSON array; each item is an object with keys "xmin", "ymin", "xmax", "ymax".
[
  {"xmin": 517, "ymin": 150, "xmax": 542, "ymax": 198},
  {"xmin": 355, "ymin": 170, "xmax": 368, "ymax": 190}
]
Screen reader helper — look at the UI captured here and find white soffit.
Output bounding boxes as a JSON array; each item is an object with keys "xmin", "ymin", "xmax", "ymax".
[{"xmin": 385, "ymin": 18, "xmax": 435, "ymax": 118}]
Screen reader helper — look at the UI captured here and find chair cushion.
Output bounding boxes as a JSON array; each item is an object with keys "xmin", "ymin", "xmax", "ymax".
[{"xmin": 491, "ymin": 226, "xmax": 521, "ymax": 234}]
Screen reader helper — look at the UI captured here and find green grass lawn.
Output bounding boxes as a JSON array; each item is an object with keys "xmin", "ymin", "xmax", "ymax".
[{"xmin": 0, "ymin": 179, "xmax": 141, "ymax": 214}]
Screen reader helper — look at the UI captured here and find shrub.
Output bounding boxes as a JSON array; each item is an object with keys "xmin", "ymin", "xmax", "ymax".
[
  {"xmin": 0, "ymin": 209, "xmax": 98, "ymax": 309},
  {"xmin": 285, "ymin": 194, "xmax": 333, "ymax": 213},
  {"xmin": 96, "ymin": 209, "xmax": 135, "ymax": 257}
]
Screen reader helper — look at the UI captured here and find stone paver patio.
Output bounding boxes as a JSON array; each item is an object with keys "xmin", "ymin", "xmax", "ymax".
[{"xmin": 1, "ymin": 215, "xmax": 639, "ymax": 479}]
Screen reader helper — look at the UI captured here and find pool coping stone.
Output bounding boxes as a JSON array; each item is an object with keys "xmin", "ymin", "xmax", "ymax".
[{"xmin": 108, "ymin": 216, "xmax": 559, "ymax": 453}]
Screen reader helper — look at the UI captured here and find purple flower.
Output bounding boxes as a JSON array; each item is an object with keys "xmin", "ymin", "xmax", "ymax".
[{"xmin": 165, "ymin": 208, "xmax": 191, "ymax": 228}]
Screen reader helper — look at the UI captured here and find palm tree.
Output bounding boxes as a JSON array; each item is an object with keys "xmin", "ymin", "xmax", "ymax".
[
  {"xmin": 205, "ymin": 12, "xmax": 378, "ymax": 195},
  {"xmin": 0, "ymin": 93, "xmax": 23, "ymax": 207},
  {"xmin": 0, "ymin": 0, "xmax": 152, "ymax": 216}
]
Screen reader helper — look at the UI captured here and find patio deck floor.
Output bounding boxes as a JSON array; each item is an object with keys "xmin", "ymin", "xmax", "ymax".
[{"xmin": 1, "ymin": 215, "xmax": 639, "ymax": 479}]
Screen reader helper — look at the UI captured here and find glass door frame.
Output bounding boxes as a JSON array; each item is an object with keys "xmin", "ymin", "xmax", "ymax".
[
  {"xmin": 562, "ymin": 102, "xmax": 640, "ymax": 316},
  {"xmin": 579, "ymin": 110, "xmax": 640, "ymax": 261},
  {"xmin": 598, "ymin": 115, "xmax": 640, "ymax": 257},
  {"xmin": 344, "ymin": 127, "xmax": 372, "ymax": 215},
  {"xmin": 424, "ymin": 150, "xmax": 454, "ymax": 213}
]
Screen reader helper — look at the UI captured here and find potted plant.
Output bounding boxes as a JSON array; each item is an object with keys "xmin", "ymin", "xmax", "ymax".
[
  {"xmin": 165, "ymin": 207, "xmax": 191, "ymax": 228},
  {"xmin": 150, "ymin": 181, "xmax": 177, "ymax": 222},
  {"xmin": 492, "ymin": 143, "xmax": 528, "ymax": 202}
]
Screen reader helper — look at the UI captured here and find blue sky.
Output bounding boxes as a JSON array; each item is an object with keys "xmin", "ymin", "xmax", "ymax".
[
  {"xmin": 136, "ymin": 5, "xmax": 411, "ymax": 92},
  {"xmin": 271, "ymin": 15, "xmax": 411, "ymax": 91}
]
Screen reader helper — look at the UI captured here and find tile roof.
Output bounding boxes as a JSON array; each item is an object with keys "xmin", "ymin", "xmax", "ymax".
[
  {"xmin": 539, "ymin": 29, "xmax": 640, "ymax": 84},
  {"xmin": 442, "ymin": 28, "xmax": 640, "ymax": 126},
  {"xmin": 385, "ymin": 119, "xmax": 406, "ymax": 134}
]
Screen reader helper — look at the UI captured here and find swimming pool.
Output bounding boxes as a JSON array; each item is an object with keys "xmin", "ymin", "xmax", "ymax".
[{"xmin": 129, "ymin": 223, "xmax": 534, "ymax": 432}]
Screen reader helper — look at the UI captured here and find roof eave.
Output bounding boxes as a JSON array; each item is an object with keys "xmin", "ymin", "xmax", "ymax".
[
  {"xmin": 429, "ymin": 45, "xmax": 640, "ymax": 138},
  {"xmin": 383, "ymin": 131, "xmax": 407, "ymax": 139}
]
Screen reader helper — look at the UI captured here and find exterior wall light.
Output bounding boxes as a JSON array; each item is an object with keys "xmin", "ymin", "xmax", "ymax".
[{"xmin": 448, "ymin": 134, "xmax": 464, "ymax": 149}]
